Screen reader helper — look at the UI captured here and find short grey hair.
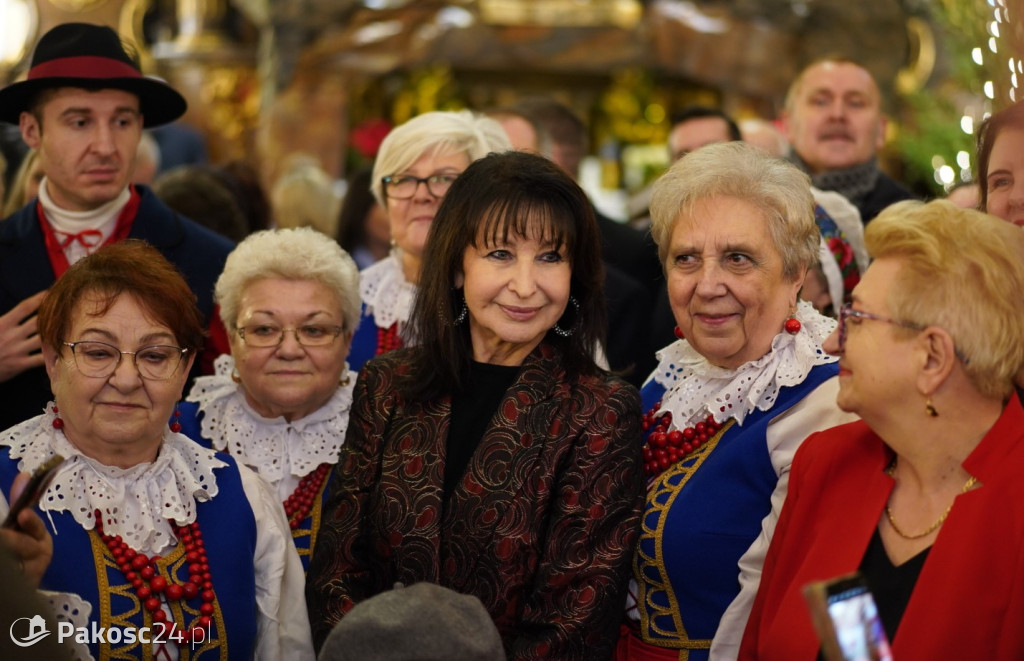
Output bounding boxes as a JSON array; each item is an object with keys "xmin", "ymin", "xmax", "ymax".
[
  {"xmin": 215, "ymin": 227, "xmax": 361, "ymax": 333},
  {"xmin": 649, "ymin": 141, "xmax": 819, "ymax": 280},
  {"xmin": 371, "ymin": 110, "xmax": 512, "ymax": 206}
]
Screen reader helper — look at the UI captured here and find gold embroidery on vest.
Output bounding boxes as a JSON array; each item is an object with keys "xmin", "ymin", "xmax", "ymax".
[
  {"xmin": 90, "ymin": 529, "xmax": 155, "ymax": 660},
  {"xmin": 293, "ymin": 472, "xmax": 330, "ymax": 563},
  {"xmin": 160, "ymin": 540, "xmax": 229, "ymax": 659},
  {"xmin": 635, "ymin": 420, "xmax": 735, "ymax": 650}
]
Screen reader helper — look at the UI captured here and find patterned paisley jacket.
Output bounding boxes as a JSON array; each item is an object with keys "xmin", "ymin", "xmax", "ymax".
[{"xmin": 307, "ymin": 342, "xmax": 645, "ymax": 660}]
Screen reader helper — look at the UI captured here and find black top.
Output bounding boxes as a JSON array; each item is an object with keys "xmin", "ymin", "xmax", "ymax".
[
  {"xmin": 816, "ymin": 528, "xmax": 928, "ymax": 660},
  {"xmin": 445, "ymin": 361, "xmax": 520, "ymax": 498},
  {"xmin": 859, "ymin": 527, "xmax": 930, "ymax": 643}
]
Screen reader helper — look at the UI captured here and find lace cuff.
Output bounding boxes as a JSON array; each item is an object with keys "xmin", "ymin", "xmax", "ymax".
[{"xmin": 42, "ymin": 589, "xmax": 94, "ymax": 661}]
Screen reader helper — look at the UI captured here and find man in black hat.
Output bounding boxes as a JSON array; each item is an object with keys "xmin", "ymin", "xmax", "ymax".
[{"xmin": 0, "ymin": 23, "xmax": 234, "ymax": 430}]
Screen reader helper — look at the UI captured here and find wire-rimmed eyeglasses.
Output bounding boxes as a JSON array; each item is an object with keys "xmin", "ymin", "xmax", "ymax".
[
  {"xmin": 381, "ymin": 173, "xmax": 459, "ymax": 200},
  {"xmin": 837, "ymin": 305, "xmax": 968, "ymax": 363},
  {"xmin": 63, "ymin": 340, "xmax": 189, "ymax": 380},
  {"xmin": 235, "ymin": 324, "xmax": 344, "ymax": 348}
]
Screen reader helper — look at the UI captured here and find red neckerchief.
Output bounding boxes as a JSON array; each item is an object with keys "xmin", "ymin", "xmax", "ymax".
[{"xmin": 38, "ymin": 185, "xmax": 141, "ymax": 278}]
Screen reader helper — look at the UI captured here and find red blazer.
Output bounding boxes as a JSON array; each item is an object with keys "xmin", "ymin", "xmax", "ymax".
[
  {"xmin": 307, "ymin": 343, "xmax": 645, "ymax": 660},
  {"xmin": 740, "ymin": 394, "xmax": 1024, "ymax": 661}
]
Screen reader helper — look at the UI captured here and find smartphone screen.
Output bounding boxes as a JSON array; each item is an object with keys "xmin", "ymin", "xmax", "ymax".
[
  {"xmin": 804, "ymin": 573, "xmax": 894, "ymax": 661},
  {"xmin": 826, "ymin": 581, "xmax": 893, "ymax": 661}
]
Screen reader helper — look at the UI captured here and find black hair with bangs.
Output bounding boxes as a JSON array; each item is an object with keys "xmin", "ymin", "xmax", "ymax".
[{"xmin": 405, "ymin": 150, "xmax": 606, "ymax": 399}]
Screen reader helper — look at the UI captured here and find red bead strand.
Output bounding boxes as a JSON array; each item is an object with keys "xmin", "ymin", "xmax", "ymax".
[
  {"xmin": 375, "ymin": 323, "xmax": 403, "ymax": 355},
  {"xmin": 283, "ymin": 463, "xmax": 331, "ymax": 530},
  {"xmin": 641, "ymin": 402, "xmax": 726, "ymax": 478},
  {"xmin": 94, "ymin": 510, "xmax": 214, "ymax": 645}
]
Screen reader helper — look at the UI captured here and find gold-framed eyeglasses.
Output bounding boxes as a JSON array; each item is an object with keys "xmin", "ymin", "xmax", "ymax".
[
  {"xmin": 381, "ymin": 173, "xmax": 459, "ymax": 200},
  {"xmin": 235, "ymin": 324, "xmax": 344, "ymax": 348},
  {"xmin": 837, "ymin": 305, "xmax": 968, "ymax": 363},
  {"xmin": 63, "ymin": 340, "xmax": 189, "ymax": 380}
]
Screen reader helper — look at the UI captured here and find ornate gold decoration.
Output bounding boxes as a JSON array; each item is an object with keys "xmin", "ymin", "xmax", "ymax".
[
  {"xmin": 390, "ymin": 66, "xmax": 464, "ymax": 126},
  {"xmin": 896, "ymin": 17, "xmax": 936, "ymax": 95},
  {"xmin": 480, "ymin": 0, "xmax": 642, "ymax": 28},
  {"xmin": 47, "ymin": 0, "xmax": 110, "ymax": 11},
  {"xmin": 0, "ymin": 0, "xmax": 37, "ymax": 71},
  {"xmin": 200, "ymin": 65, "xmax": 262, "ymax": 157},
  {"xmin": 120, "ymin": 0, "xmax": 156, "ymax": 74}
]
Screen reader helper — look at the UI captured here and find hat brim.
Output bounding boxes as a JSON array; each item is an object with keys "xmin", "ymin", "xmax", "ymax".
[{"xmin": 0, "ymin": 76, "xmax": 187, "ymax": 127}]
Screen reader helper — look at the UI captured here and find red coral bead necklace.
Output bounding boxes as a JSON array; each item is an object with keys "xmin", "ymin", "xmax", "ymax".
[
  {"xmin": 641, "ymin": 401, "xmax": 727, "ymax": 478},
  {"xmin": 376, "ymin": 322, "xmax": 403, "ymax": 355},
  {"xmin": 283, "ymin": 463, "xmax": 331, "ymax": 529},
  {"xmin": 94, "ymin": 510, "xmax": 215, "ymax": 645}
]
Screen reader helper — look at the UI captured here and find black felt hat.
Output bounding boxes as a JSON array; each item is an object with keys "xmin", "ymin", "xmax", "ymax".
[{"xmin": 0, "ymin": 23, "xmax": 186, "ymax": 127}]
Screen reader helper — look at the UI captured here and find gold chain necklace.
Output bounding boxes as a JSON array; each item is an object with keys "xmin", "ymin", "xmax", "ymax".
[{"xmin": 885, "ymin": 463, "xmax": 977, "ymax": 540}]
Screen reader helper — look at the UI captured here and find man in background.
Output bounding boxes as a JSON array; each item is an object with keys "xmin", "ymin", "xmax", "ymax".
[
  {"xmin": 783, "ymin": 57, "xmax": 915, "ymax": 222},
  {"xmin": 0, "ymin": 22, "xmax": 233, "ymax": 429},
  {"xmin": 668, "ymin": 106, "xmax": 741, "ymax": 162}
]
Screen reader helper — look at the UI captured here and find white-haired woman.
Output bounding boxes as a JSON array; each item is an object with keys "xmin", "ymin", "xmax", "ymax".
[
  {"xmin": 178, "ymin": 227, "xmax": 361, "ymax": 572},
  {"xmin": 347, "ymin": 110, "xmax": 512, "ymax": 371},
  {"xmin": 616, "ymin": 142, "xmax": 857, "ymax": 661}
]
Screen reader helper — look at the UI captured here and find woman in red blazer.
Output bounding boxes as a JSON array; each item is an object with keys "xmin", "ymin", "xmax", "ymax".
[
  {"xmin": 306, "ymin": 151, "xmax": 645, "ymax": 660},
  {"xmin": 740, "ymin": 200, "xmax": 1024, "ymax": 661}
]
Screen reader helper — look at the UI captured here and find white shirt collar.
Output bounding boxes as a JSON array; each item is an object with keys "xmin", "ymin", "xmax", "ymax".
[
  {"xmin": 38, "ymin": 180, "xmax": 131, "ymax": 265},
  {"xmin": 359, "ymin": 250, "xmax": 418, "ymax": 330},
  {"xmin": 2, "ymin": 405, "xmax": 226, "ymax": 556},
  {"xmin": 650, "ymin": 300, "xmax": 839, "ymax": 427},
  {"xmin": 186, "ymin": 354, "xmax": 355, "ymax": 488}
]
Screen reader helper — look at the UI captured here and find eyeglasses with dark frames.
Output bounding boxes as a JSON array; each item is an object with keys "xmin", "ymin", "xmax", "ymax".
[
  {"xmin": 381, "ymin": 173, "xmax": 459, "ymax": 200},
  {"xmin": 837, "ymin": 305, "xmax": 969, "ymax": 363},
  {"xmin": 235, "ymin": 324, "xmax": 345, "ymax": 348},
  {"xmin": 63, "ymin": 341, "xmax": 189, "ymax": 381}
]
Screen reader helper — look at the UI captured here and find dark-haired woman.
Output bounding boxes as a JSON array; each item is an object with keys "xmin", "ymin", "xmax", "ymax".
[
  {"xmin": 307, "ymin": 151, "xmax": 644, "ymax": 661},
  {"xmin": 346, "ymin": 110, "xmax": 511, "ymax": 371}
]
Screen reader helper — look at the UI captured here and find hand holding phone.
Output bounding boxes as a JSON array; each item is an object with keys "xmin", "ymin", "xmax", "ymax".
[
  {"xmin": 2, "ymin": 454, "xmax": 64, "ymax": 531},
  {"xmin": 803, "ymin": 572, "xmax": 894, "ymax": 661}
]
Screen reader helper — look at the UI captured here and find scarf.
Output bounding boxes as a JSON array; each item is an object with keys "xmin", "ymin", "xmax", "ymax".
[{"xmin": 789, "ymin": 152, "xmax": 880, "ymax": 207}]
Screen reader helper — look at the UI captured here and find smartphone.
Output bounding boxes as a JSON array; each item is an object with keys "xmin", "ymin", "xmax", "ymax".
[
  {"xmin": 803, "ymin": 572, "xmax": 894, "ymax": 661},
  {"xmin": 2, "ymin": 454, "xmax": 64, "ymax": 531}
]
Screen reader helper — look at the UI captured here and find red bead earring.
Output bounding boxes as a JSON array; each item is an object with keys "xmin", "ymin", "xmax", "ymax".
[
  {"xmin": 170, "ymin": 406, "xmax": 182, "ymax": 433},
  {"xmin": 52, "ymin": 405, "xmax": 64, "ymax": 430},
  {"xmin": 784, "ymin": 317, "xmax": 801, "ymax": 335},
  {"xmin": 674, "ymin": 326, "xmax": 685, "ymax": 339}
]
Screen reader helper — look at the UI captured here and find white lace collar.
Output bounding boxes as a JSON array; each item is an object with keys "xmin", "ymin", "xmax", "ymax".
[
  {"xmin": 185, "ymin": 354, "xmax": 355, "ymax": 487},
  {"xmin": 1, "ymin": 405, "xmax": 226, "ymax": 556},
  {"xmin": 650, "ymin": 300, "xmax": 838, "ymax": 427},
  {"xmin": 359, "ymin": 250, "xmax": 418, "ymax": 329}
]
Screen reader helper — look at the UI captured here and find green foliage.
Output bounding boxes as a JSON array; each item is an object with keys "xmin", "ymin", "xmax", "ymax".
[
  {"xmin": 894, "ymin": 0, "xmax": 1002, "ymax": 195},
  {"xmin": 894, "ymin": 87, "xmax": 974, "ymax": 194}
]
